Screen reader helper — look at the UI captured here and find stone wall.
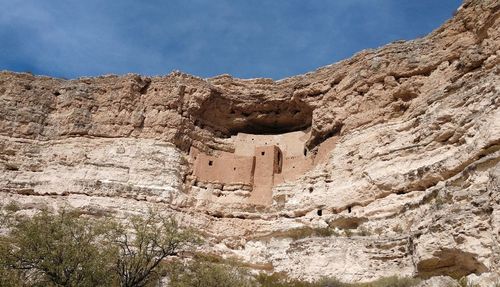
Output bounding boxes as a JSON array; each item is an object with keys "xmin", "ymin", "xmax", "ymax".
[
  {"xmin": 233, "ymin": 131, "xmax": 309, "ymax": 157},
  {"xmin": 191, "ymin": 148, "xmax": 254, "ymax": 186},
  {"xmin": 1, "ymin": 0, "xmax": 498, "ymax": 282},
  {"xmin": 250, "ymin": 145, "xmax": 280, "ymax": 205},
  {"xmin": 191, "ymin": 130, "xmax": 338, "ymax": 205}
]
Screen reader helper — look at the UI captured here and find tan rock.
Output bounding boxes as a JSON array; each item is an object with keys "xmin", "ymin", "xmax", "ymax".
[
  {"xmin": 416, "ymin": 276, "xmax": 460, "ymax": 287},
  {"xmin": 0, "ymin": 0, "xmax": 499, "ymax": 283},
  {"xmin": 466, "ymin": 272, "xmax": 500, "ymax": 287}
]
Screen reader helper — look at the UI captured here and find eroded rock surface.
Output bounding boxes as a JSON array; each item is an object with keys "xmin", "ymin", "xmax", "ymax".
[{"xmin": 0, "ymin": 0, "xmax": 499, "ymax": 283}]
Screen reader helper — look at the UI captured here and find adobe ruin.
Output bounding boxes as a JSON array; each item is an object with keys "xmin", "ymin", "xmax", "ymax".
[{"xmin": 190, "ymin": 130, "xmax": 337, "ymax": 205}]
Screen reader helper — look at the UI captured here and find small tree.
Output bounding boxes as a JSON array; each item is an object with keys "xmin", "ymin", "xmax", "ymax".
[
  {"xmin": 0, "ymin": 205, "xmax": 202, "ymax": 287},
  {"xmin": 0, "ymin": 209, "xmax": 116, "ymax": 287},
  {"xmin": 108, "ymin": 211, "xmax": 199, "ymax": 287}
]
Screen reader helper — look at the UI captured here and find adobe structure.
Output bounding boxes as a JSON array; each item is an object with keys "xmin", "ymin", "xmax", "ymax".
[{"xmin": 190, "ymin": 130, "xmax": 337, "ymax": 205}]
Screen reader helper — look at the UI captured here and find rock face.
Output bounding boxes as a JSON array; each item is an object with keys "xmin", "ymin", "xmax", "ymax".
[{"xmin": 0, "ymin": 0, "xmax": 499, "ymax": 283}]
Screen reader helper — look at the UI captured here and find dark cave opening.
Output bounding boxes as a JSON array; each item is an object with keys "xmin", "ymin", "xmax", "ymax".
[
  {"xmin": 194, "ymin": 94, "xmax": 313, "ymax": 137},
  {"xmin": 227, "ymin": 118, "xmax": 312, "ymax": 135}
]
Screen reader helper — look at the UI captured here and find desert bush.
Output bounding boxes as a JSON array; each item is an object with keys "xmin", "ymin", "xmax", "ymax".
[
  {"xmin": 391, "ymin": 225, "xmax": 404, "ymax": 234},
  {"xmin": 0, "ymin": 209, "xmax": 116, "ymax": 287},
  {"xmin": 106, "ymin": 211, "xmax": 199, "ymax": 287},
  {"xmin": 256, "ymin": 273, "xmax": 420, "ymax": 287},
  {"xmin": 284, "ymin": 226, "xmax": 339, "ymax": 240},
  {"xmin": 457, "ymin": 277, "xmax": 481, "ymax": 287},
  {"xmin": 0, "ymin": 267, "xmax": 24, "ymax": 287},
  {"xmin": 0, "ymin": 202, "xmax": 19, "ymax": 228},
  {"xmin": 358, "ymin": 276, "xmax": 421, "ymax": 287},
  {"xmin": 0, "ymin": 206, "xmax": 200, "ymax": 287},
  {"xmin": 358, "ymin": 226, "xmax": 371, "ymax": 236},
  {"xmin": 169, "ymin": 260, "xmax": 257, "ymax": 287},
  {"xmin": 3, "ymin": 201, "xmax": 21, "ymax": 213},
  {"xmin": 434, "ymin": 196, "xmax": 446, "ymax": 210},
  {"xmin": 0, "ymin": 204, "xmax": 422, "ymax": 287},
  {"xmin": 256, "ymin": 272, "xmax": 346, "ymax": 287}
]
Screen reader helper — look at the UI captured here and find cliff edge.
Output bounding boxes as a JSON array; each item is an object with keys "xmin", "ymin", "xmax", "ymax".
[{"xmin": 0, "ymin": 0, "xmax": 499, "ymax": 282}]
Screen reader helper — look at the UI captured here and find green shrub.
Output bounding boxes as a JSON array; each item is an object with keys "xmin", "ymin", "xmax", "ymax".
[
  {"xmin": 169, "ymin": 260, "xmax": 257, "ymax": 287},
  {"xmin": 316, "ymin": 277, "xmax": 347, "ymax": 287},
  {"xmin": 0, "ymin": 209, "xmax": 116, "ymax": 287},
  {"xmin": 256, "ymin": 273, "xmax": 420, "ymax": 287},
  {"xmin": 457, "ymin": 277, "xmax": 482, "ymax": 287},
  {"xmin": 0, "ymin": 267, "xmax": 23, "ymax": 287},
  {"xmin": 256, "ymin": 273, "xmax": 346, "ymax": 287},
  {"xmin": 106, "ymin": 211, "xmax": 199, "ymax": 287},
  {"xmin": 3, "ymin": 201, "xmax": 20, "ymax": 213},
  {"xmin": 358, "ymin": 276, "xmax": 421, "ymax": 287},
  {"xmin": 358, "ymin": 226, "xmax": 371, "ymax": 236},
  {"xmin": 0, "ymin": 204, "xmax": 422, "ymax": 287},
  {"xmin": 0, "ymin": 207, "xmax": 200, "ymax": 287},
  {"xmin": 284, "ymin": 226, "xmax": 339, "ymax": 240}
]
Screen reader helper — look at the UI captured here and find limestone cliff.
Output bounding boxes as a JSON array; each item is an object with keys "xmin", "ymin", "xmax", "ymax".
[{"xmin": 0, "ymin": 0, "xmax": 499, "ymax": 283}]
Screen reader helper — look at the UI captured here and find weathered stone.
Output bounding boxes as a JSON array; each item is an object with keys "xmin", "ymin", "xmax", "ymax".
[
  {"xmin": 466, "ymin": 272, "xmax": 500, "ymax": 287},
  {"xmin": 416, "ymin": 276, "xmax": 460, "ymax": 287},
  {"xmin": 0, "ymin": 0, "xmax": 499, "ymax": 283}
]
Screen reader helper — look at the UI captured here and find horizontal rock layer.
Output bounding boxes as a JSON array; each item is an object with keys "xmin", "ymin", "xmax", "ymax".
[{"xmin": 0, "ymin": 0, "xmax": 499, "ymax": 282}]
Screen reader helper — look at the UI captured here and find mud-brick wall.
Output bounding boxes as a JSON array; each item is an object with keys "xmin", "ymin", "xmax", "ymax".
[
  {"xmin": 233, "ymin": 131, "xmax": 308, "ymax": 157},
  {"xmin": 193, "ymin": 151, "xmax": 254, "ymax": 185},
  {"xmin": 253, "ymin": 146, "xmax": 280, "ymax": 186},
  {"xmin": 314, "ymin": 136, "xmax": 338, "ymax": 164},
  {"xmin": 275, "ymin": 155, "xmax": 313, "ymax": 184},
  {"xmin": 249, "ymin": 145, "xmax": 280, "ymax": 205}
]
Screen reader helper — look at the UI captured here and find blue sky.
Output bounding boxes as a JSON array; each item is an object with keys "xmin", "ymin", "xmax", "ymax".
[{"xmin": 0, "ymin": 0, "xmax": 462, "ymax": 80}]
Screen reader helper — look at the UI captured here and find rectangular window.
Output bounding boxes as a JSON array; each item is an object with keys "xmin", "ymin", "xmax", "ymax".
[{"xmin": 208, "ymin": 160, "xmax": 213, "ymax": 166}]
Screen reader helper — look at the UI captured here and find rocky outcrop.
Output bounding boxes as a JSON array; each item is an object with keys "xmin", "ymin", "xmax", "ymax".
[
  {"xmin": 0, "ymin": 0, "xmax": 499, "ymax": 283},
  {"xmin": 417, "ymin": 276, "xmax": 460, "ymax": 287}
]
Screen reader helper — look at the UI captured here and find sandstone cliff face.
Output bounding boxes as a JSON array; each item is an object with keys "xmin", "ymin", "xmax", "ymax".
[{"xmin": 0, "ymin": 0, "xmax": 499, "ymax": 283}]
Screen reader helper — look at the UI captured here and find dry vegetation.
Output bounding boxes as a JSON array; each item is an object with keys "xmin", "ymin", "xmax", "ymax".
[{"xmin": 0, "ymin": 203, "xmax": 484, "ymax": 287}]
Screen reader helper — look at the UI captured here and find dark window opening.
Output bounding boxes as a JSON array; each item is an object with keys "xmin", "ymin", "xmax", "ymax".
[
  {"xmin": 233, "ymin": 167, "xmax": 236, "ymax": 171},
  {"xmin": 208, "ymin": 160, "xmax": 213, "ymax": 166},
  {"xmin": 347, "ymin": 206, "xmax": 352, "ymax": 213},
  {"xmin": 261, "ymin": 151, "xmax": 265, "ymax": 156},
  {"xmin": 275, "ymin": 150, "xmax": 283, "ymax": 173},
  {"xmin": 292, "ymin": 166, "xmax": 295, "ymax": 169},
  {"xmin": 309, "ymin": 187, "xmax": 313, "ymax": 193},
  {"xmin": 304, "ymin": 148, "xmax": 308, "ymax": 156},
  {"xmin": 6, "ymin": 164, "xmax": 19, "ymax": 171},
  {"xmin": 317, "ymin": 209, "xmax": 323, "ymax": 216}
]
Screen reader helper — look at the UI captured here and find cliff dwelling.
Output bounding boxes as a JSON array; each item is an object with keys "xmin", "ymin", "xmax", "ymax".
[
  {"xmin": 189, "ymin": 130, "xmax": 337, "ymax": 205},
  {"xmin": 0, "ymin": 1, "xmax": 499, "ymax": 284}
]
